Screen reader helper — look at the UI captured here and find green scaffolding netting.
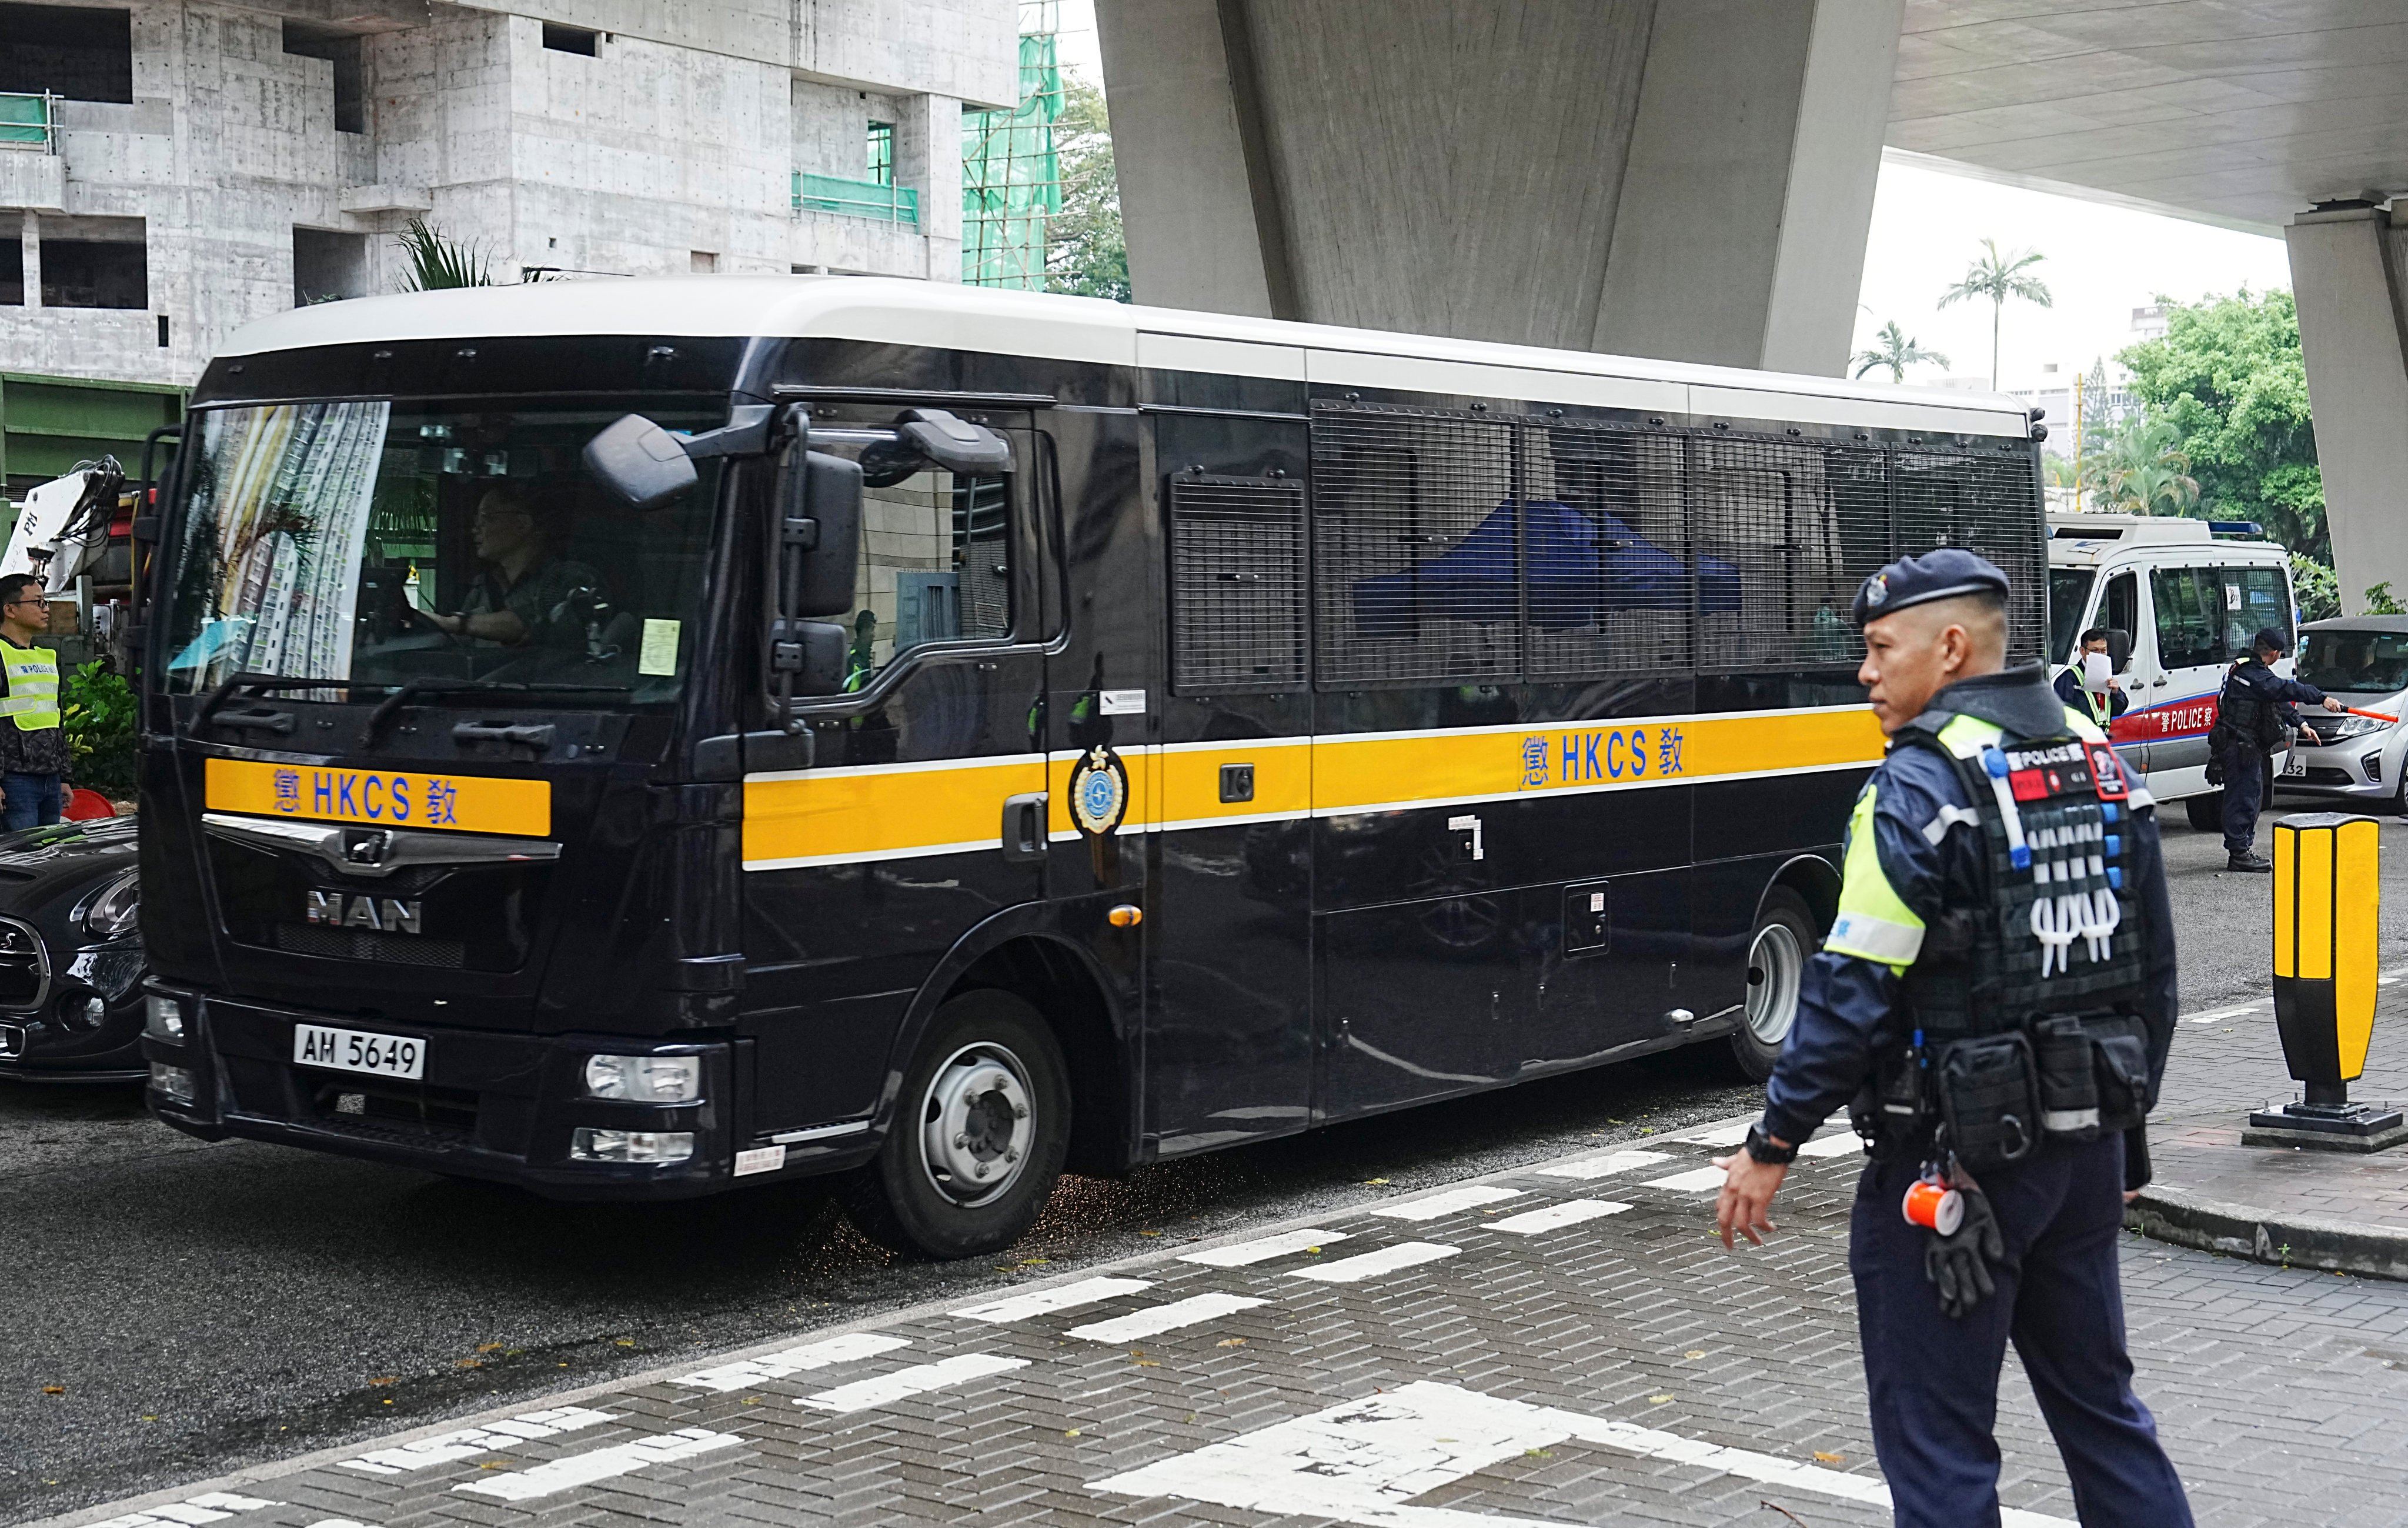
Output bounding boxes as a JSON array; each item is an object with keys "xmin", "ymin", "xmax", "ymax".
[{"xmin": 962, "ymin": 29, "xmax": 1061, "ymax": 289}]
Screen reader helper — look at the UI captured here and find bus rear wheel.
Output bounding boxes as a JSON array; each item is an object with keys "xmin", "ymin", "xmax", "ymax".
[
  {"xmin": 1729, "ymin": 889, "xmax": 1813, "ymax": 1082},
  {"xmin": 839, "ymin": 989, "xmax": 1070, "ymax": 1260}
]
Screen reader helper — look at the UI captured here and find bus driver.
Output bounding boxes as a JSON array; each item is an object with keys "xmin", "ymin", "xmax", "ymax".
[{"xmin": 416, "ymin": 486, "xmax": 606, "ymax": 650}]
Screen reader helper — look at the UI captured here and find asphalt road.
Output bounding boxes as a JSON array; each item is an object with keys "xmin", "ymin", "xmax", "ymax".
[{"xmin": 4, "ymin": 795, "xmax": 2402, "ymax": 1524}]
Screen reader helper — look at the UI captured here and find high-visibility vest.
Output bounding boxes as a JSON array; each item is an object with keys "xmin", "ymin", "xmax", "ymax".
[{"xmin": 0, "ymin": 640, "xmax": 61, "ymax": 733}]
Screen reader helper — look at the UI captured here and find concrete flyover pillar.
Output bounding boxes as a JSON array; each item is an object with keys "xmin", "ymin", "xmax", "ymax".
[
  {"xmin": 1093, "ymin": 0, "xmax": 1902, "ymax": 373},
  {"xmin": 2288, "ymin": 203, "xmax": 2408, "ymax": 613}
]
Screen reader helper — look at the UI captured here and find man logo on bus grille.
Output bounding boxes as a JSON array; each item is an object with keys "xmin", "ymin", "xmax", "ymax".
[
  {"xmin": 306, "ymin": 890, "xmax": 423, "ymax": 935},
  {"xmin": 1068, "ymin": 745, "xmax": 1128, "ymax": 836}
]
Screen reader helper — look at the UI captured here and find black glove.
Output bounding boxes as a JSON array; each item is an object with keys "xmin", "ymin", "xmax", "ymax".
[{"xmin": 1922, "ymin": 1182, "xmax": 2006, "ymax": 1320}]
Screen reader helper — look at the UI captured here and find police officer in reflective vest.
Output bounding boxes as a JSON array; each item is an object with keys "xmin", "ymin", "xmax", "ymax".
[
  {"xmin": 1713, "ymin": 549, "xmax": 2189, "ymax": 1527},
  {"xmin": 2211, "ymin": 626, "xmax": 2341, "ymax": 873},
  {"xmin": 0, "ymin": 573, "xmax": 67, "ymax": 830}
]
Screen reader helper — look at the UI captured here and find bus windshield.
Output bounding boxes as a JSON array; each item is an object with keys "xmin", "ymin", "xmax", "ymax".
[{"xmin": 161, "ymin": 397, "xmax": 723, "ymax": 700}]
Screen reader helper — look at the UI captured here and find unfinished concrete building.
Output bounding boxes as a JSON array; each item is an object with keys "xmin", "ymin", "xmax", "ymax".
[{"xmin": 0, "ymin": 0, "xmax": 1021, "ymax": 492}]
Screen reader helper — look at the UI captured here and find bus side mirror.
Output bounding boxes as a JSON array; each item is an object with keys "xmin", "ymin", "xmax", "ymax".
[
  {"xmin": 584, "ymin": 415, "xmax": 698, "ymax": 509},
  {"xmin": 764, "ymin": 444, "xmax": 863, "ymax": 718},
  {"xmin": 2106, "ymin": 629, "xmax": 2133, "ymax": 672},
  {"xmin": 780, "ymin": 449, "xmax": 861, "ymax": 617}
]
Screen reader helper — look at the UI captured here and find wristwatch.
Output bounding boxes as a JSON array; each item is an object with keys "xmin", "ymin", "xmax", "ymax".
[{"xmin": 1744, "ymin": 1123, "xmax": 1798, "ymax": 1165}]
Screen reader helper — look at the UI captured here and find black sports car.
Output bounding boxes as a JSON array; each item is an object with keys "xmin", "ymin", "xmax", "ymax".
[{"xmin": 0, "ymin": 816, "xmax": 146, "ymax": 1083}]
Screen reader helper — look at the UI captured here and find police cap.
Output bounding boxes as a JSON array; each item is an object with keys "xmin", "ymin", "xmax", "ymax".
[
  {"xmin": 2252, "ymin": 626, "xmax": 2291, "ymax": 655},
  {"xmin": 1851, "ymin": 547, "xmax": 2012, "ymax": 627}
]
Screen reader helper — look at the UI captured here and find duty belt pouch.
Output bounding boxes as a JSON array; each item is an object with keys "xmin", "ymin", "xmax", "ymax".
[
  {"xmin": 2088, "ymin": 1013, "xmax": 2152, "ymax": 1133},
  {"xmin": 2030, "ymin": 1015, "xmax": 2100, "ymax": 1142},
  {"xmin": 1938, "ymin": 1033, "xmax": 2042, "ymax": 1172},
  {"xmin": 1860, "ymin": 1048, "xmax": 1930, "ymax": 1161}
]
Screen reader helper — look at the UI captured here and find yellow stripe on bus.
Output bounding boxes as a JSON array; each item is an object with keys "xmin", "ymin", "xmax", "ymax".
[
  {"xmin": 1312, "ymin": 708, "xmax": 1883, "ymax": 814},
  {"xmin": 744, "ymin": 755, "xmax": 1047, "ymax": 870},
  {"xmin": 205, "ymin": 757, "xmax": 551, "ymax": 836},
  {"xmin": 741, "ymin": 708, "xmax": 1884, "ymax": 871}
]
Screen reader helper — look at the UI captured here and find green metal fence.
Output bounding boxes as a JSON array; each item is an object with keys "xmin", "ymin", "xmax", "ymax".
[
  {"xmin": 793, "ymin": 171, "xmax": 920, "ymax": 226},
  {"xmin": 0, "ymin": 92, "xmax": 56, "ymax": 151}
]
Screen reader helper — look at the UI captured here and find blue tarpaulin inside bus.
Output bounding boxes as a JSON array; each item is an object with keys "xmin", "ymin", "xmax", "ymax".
[{"xmin": 1351, "ymin": 500, "xmax": 1739, "ymax": 637}]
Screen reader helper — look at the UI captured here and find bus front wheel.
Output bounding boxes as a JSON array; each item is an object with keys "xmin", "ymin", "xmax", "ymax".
[
  {"xmin": 840, "ymin": 989, "xmax": 1071, "ymax": 1260},
  {"xmin": 1729, "ymin": 889, "xmax": 1813, "ymax": 1082}
]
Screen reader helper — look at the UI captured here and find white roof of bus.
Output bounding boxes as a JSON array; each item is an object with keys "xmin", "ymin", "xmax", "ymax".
[{"xmin": 216, "ymin": 275, "xmax": 2033, "ymax": 438}]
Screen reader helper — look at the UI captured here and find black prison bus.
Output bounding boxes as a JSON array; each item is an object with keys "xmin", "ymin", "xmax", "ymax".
[{"xmin": 138, "ymin": 279, "xmax": 2046, "ymax": 1257}]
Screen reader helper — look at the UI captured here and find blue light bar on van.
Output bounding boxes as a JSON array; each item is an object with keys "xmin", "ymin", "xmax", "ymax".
[{"xmin": 2209, "ymin": 521, "xmax": 2264, "ymax": 538}]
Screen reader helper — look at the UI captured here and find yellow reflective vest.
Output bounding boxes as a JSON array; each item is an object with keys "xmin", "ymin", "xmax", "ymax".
[{"xmin": 0, "ymin": 639, "xmax": 61, "ymax": 734}]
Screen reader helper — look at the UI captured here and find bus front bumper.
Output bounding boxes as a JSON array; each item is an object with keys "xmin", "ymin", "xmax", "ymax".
[{"xmin": 140, "ymin": 991, "xmax": 751, "ymax": 1200}]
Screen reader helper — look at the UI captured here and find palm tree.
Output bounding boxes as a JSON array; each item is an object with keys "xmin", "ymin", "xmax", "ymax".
[
  {"xmin": 2079, "ymin": 416, "xmax": 2199, "ymax": 516},
  {"xmin": 1850, "ymin": 321, "xmax": 1949, "ymax": 383},
  {"xmin": 395, "ymin": 217, "xmax": 492, "ymax": 291},
  {"xmin": 1938, "ymin": 238, "xmax": 2053, "ymax": 387}
]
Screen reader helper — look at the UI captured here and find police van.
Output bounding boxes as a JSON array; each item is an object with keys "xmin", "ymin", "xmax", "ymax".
[
  {"xmin": 136, "ymin": 278, "xmax": 2045, "ymax": 1257},
  {"xmin": 2045, "ymin": 513, "xmax": 2297, "ymax": 830}
]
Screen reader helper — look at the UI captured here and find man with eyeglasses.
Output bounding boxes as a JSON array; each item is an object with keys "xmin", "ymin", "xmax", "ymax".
[
  {"xmin": 0, "ymin": 573, "xmax": 69, "ymax": 830},
  {"xmin": 413, "ymin": 486, "xmax": 604, "ymax": 651}
]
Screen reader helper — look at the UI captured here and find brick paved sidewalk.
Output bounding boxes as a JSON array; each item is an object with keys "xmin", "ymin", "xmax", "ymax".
[
  {"xmin": 2136, "ymin": 968, "xmax": 2408, "ymax": 1262},
  {"xmin": 36, "ymin": 1120, "xmax": 2408, "ymax": 1528}
]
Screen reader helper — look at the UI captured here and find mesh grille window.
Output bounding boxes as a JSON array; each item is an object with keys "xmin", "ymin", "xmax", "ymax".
[
  {"xmin": 1893, "ymin": 451, "xmax": 2045, "ymax": 666},
  {"xmin": 1312, "ymin": 406, "xmax": 1517, "ymax": 686},
  {"xmin": 1169, "ymin": 473, "xmax": 1308, "ymax": 693},
  {"xmin": 1689, "ymin": 438, "xmax": 1892, "ymax": 672},
  {"xmin": 1301, "ymin": 403, "xmax": 2041, "ymax": 686},
  {"xmin": 1521, "ymin": 422, "xmax": 1692, "ymax": 677}
]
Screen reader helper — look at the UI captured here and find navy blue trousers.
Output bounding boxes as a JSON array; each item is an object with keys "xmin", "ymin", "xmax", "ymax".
[
  {"xmin": 2220, "ymin": 747, "xmax": 2268, "ymax": 855},
  {"xmin": 1851, "ymin": 1136, "xmax": 2192, "ymax": 1527}
]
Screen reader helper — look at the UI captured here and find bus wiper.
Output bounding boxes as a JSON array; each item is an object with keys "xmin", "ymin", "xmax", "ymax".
[
  {"xmin": 357, "ymin": 679, "xmax": 626, "ymax": 748},
  {"xmin": 191, "ymin": 675, "xmax": 389, "ymax": 737}
]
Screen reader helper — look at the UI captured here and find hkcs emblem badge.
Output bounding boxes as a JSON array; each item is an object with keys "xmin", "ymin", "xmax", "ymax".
[{"xmin": 1067, "ymin": 744, "xmax": 1129, "ymax": 836}]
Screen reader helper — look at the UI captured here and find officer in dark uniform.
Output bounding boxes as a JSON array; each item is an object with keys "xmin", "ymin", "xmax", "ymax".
[
  {"xmin": 2213, "ymin": 626, "xmax": 2342, "ymax": 872},
  {"xmin": 1712, "ymin": 549, "xmax": 2191, "ymax": 1527}
]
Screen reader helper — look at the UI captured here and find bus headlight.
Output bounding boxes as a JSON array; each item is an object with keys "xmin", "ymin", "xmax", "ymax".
[
  {"xmin": 145, "ymin": 993, "xmax": 186, "ymax": 1042},
  {"xmin": 570, "ymin": 1128, "xmax": 694, "ymax": 1165},
  {"xmin": 582, "ymin": 1053, "xmax": 701, "ymax": 1103}
]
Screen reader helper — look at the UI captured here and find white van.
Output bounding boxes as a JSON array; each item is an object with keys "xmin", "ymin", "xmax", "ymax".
[{"xmin": 2045, "ymin": 514, "xmax": 2297, "ymax": 830}]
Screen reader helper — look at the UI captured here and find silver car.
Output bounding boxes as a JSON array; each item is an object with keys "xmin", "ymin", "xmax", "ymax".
[{"xmin": 2275, "ymin": 616, "xmax": 2408, "ymax": 815}]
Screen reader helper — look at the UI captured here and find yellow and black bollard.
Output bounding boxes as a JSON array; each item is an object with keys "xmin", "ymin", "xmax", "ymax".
[{"xmin": 2245, "ymin": 812, "xmax": 2407, "ymax": 1151}]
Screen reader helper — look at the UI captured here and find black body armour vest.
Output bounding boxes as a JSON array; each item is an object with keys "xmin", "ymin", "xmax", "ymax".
[
  {"xmin": 1865, "ymin": 708, "xmax": 2156, "ymax": 1169},
  {"xmin": 2216, "ymin": 663, "xmax": 2286, "ymax": 753}
]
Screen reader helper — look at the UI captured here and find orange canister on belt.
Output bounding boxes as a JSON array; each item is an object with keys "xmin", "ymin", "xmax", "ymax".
[{"xmin": 1902, "ymin": 1177, "xmax": 1965, "ymax": 1236}]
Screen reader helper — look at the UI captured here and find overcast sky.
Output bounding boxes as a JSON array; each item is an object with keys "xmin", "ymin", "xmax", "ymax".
[{"xmin": 1045, "ymin": 1, "xmax": 2298, "ymax": 395}]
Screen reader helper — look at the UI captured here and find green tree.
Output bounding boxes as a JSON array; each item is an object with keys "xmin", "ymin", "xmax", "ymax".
[
  {"xmin": 2291, "ymin": 554, "xmax": 2340, "ymax": 623},
  {"xmin": 395, "ymin": 217, "xmax": 492, "ymax": 291},
  {"xmin": 2079, "ymin": 416, "xmax": 2200, "ymax": 518},
  {"xmin": 62, "ymin": 660, "xmax": 136, "ymax": 796},
  {"xmin": 1850, "ymin": 320, "xmax": 1948, "ymax": 383},
  {"xmin": 2116, "ymin": 287, "xmax": 2324, "ymax": 562},
  {"xmin": 1044, "ymin": 77, "xmax": 1129, "ymax": 303},
  {"xmin": 1938, "ymin": 238, "xmax": 2053, "ymax": 387}
]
